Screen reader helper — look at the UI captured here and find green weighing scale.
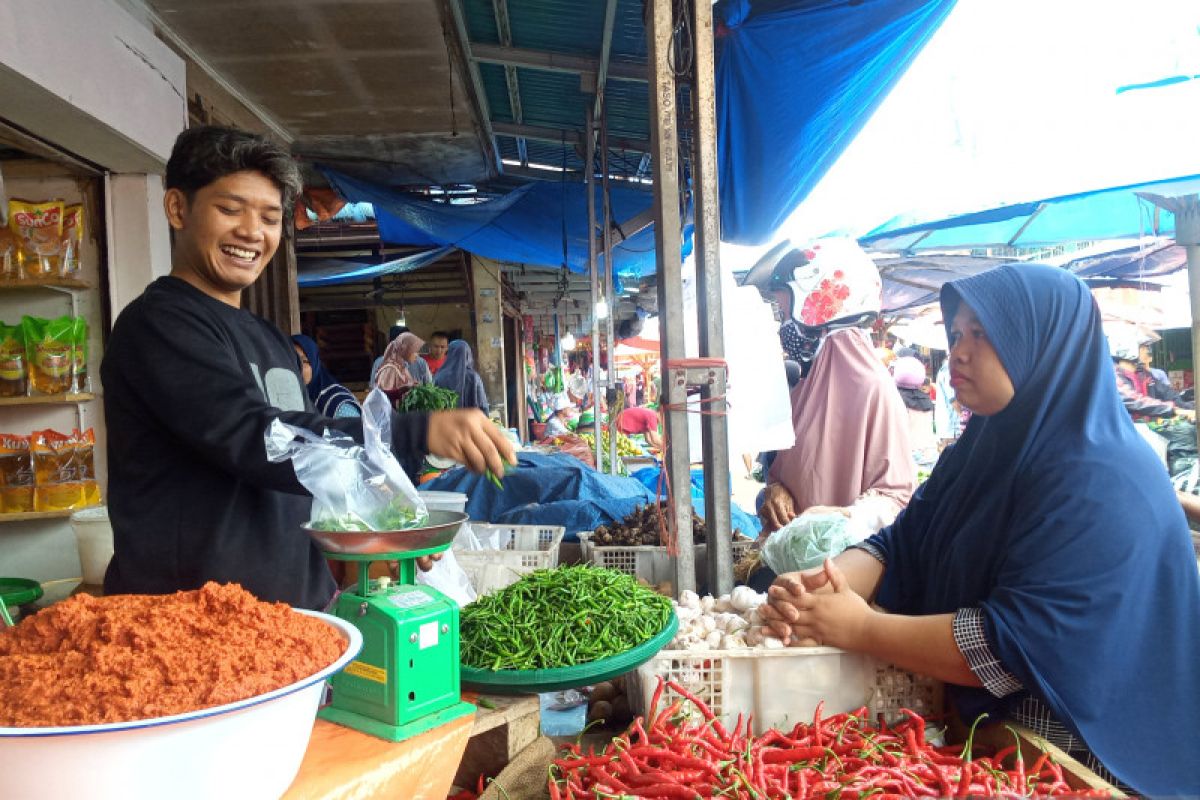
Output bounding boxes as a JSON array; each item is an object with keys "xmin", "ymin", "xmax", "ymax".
[{"xmin": 304, "ymin": 510, "xmax": 476, "ymax": 742}]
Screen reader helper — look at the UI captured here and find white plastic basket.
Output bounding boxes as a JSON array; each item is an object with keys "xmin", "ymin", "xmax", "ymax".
[
  {"xmin": 456, "ymin": 524, "xmax": 565, "ymax": 597},
  {"xmin": 578, "ymin": 532, "xmax": 756, "ymax": 588},
  {"xmin": 626, "ymin": 647, "xmax": 942, "ymax": 734}
]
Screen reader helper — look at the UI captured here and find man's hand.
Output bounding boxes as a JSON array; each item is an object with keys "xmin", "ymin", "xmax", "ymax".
[
  {"xmin": 759, "ymin": 483, "xmax": 798, "ymax": 533},
  {"xmin": 427, "ymin": 409, "xmax": 517, "ymax": 476},
  {"xmin": 763, "ymin": 559, "xmax": 875, "ymax": 648}
]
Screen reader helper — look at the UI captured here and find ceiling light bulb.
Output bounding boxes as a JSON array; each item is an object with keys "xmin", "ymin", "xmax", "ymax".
[
  {"xmin": 595, "ymin": 299, "xmax": 610, "ymax": 320},
  {"xmin": 561, "ymin": 333, "xmax": 577, "ymax": 350}
]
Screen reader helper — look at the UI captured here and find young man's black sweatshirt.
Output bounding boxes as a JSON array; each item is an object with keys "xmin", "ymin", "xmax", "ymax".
[{"xmin": 101, "ymin": 277, "xmax": 429, "ymax": 609}]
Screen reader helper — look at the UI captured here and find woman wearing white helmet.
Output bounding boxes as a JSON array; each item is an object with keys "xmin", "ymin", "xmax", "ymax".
[{"xmin": 756, "ymin": 240, "xmax": 916, "ymax": 555}]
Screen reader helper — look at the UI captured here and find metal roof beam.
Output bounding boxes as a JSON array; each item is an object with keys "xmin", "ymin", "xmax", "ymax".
[
  {"xmin": 471, "ymin": 43, "xmax": 646, "ymax": 83},
  {"xmin": 491, "ymin": 0, "xmax": 528, "ymax": 168},
  {"xmin": 493, "ymin": 122, "xmax": 650, "ymax": 153},
  {"xmin": 440, "ymin": 0, "xmax": 503, "ymax": 176},
  {"xmin": 592, "ymin": 0, "xmax": 620, "ymax": 126}
]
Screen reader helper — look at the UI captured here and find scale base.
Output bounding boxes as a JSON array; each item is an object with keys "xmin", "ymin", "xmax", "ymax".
[{"xmin": 319, "ymin": 700, "xmax": 476, "ymax": 742}]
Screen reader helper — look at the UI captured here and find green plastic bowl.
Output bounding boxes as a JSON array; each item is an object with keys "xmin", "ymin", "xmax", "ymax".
[
  {"xmin": 0, "ymin": 577, "xmax": 43, "ymax": 609},
  {"xmin": 460, "ymin": 613, "xmax": 678, "ymax": 694}
]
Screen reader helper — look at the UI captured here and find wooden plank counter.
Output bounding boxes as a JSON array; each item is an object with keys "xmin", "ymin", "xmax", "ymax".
[
  {"xmin": 283, "ymin": 694, "xmax": 540, "ymax": 800},
  {"xmin": 283, "ymin": 713, "xmax": 474, "ymax": 800}
]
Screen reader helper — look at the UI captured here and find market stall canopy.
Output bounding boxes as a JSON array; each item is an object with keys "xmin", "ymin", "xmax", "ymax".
[
  {"xmin": 860, "ymin": 173, "xmax": 1200, "ymax": 252},
  {"xmin": 715, "ymin": 0, "xmax": 957, "ymax": 244},
  {"xmin": 876, "ymin": 242, "xmax": 1188, "ymax": 315},
  {"xmin": 323, "ymin": 167, "xmax": 680, "ymax": 278}
]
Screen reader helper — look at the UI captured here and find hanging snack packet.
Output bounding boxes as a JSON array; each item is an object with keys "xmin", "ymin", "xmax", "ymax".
[
  {"xmin": 60, "ymin": 203, "xmax": 84, "ymax": 276},
  {"xmin": 0, "ymin": 323, "xmax": 27, "ymax": 397},
  {"xmin": 0, "ymin": 434, "xmax": 34, "ymax": 513},
  {"xmin": 71, "ymin": 316, "xmax": 89, "ymax": 392},
  {"xmin": 72, "ymin": 428, "xmax": 101, "ymax": 506},
  {"xmin": 9, "ymin": 199, "xmax": 64, "ymax": 278},
  {"xmin": 32, "ymin": 428, "xmax": 84, "ymax": 511},
  {"xmin": 22, "ymin": 315, "xmax": 74, "ymax": 394}
]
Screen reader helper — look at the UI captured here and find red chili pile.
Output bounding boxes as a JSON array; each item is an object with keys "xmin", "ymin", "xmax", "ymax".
[{"xmin": 549, "ymin": 680, "xmax": 1112, "ymax": 799}]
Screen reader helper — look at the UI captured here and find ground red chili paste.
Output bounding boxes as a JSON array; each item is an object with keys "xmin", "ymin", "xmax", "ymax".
[{"xmin": 0, "ymin": 582, "xmax": 346, "ymax": 727}]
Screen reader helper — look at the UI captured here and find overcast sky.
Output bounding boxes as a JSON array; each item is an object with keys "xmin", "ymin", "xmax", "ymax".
[{"xmin": 721, "ymin": 0, "xmax": 1200, "ymax": 268}]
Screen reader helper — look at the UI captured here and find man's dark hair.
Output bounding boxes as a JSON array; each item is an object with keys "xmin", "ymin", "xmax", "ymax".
[
  {"xmin": 389, "ymin": 325, "xmax": 410, "ymax": 342},
  {"xmin": 166, "ymin": 126, "xmax": 302, "ymax": 212},
  {"xmin": 430, "ymin": 331, "xmax": 450, "ymax": 342}
]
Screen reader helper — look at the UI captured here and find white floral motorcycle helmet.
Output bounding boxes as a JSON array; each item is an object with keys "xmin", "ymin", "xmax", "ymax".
[{"xmin": 776, "ymin": 238, "xmax": 882, "ymax": 366}]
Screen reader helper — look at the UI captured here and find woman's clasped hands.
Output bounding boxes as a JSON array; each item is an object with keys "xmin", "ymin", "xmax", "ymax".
[{"xmin": 762, "ymin": 558, "xmax": 875, "ymax": 649}]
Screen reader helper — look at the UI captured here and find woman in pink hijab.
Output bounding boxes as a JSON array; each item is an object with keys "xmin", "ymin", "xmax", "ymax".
[
  {"xmin": 375, "ymin": 332, "xmax": 428, "ymax": 398},
  {"xmin": 759, "ymin": 240, "xmax": 916, "ymax": 537}
]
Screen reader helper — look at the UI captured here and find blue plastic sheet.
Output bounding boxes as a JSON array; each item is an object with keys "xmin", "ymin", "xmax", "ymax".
[
  {"xmin": 715, "ymin": 0, "xmax": 956, "ymax": 244},
  {"xmin": 421, "ymin": 453, "xmax": 659, "ymax": 539},
  {"xmin": 860, "ymin": 173, "xmax": 1200, "ymax": 251},
  {"xmin": 630, "ymin": 466, "xmax": 762, "ymax": 538},
  {"xmin": 321, "ymin": 168, "xmax": 677, "ymax": 278},
  {"xmin": 296, "ymin": 246, "xmax": 455, "ymax": 287}
]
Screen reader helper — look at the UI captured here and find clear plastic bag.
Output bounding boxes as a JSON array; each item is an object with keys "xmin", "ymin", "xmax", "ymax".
[
  {"xmin": 265, "ymin": 389, "xmax": 428, "ymax": 530},
  {"xmin": 760, "ymin": 511, "xmax": 871, "ymax": 574}
]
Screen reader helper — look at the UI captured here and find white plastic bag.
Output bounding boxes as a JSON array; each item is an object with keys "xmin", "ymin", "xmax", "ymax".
[
  {"xmin": 416, "ymin": 548, "xmax": 477, "ymax": 607},
  {"xmin": 264, "ymin": 388, "xmax": 428, "ymax": 530}
]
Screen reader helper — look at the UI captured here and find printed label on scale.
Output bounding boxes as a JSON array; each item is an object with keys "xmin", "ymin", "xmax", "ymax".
[
  {"xmin": 388, "ymin": 590, "xmax": 433, "ymax": 610},
  {"xmin": 418, "ymin": 621, "xmax": 439, "ymax": 650}
]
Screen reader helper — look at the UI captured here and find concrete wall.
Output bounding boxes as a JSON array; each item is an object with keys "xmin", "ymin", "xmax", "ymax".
[
  {"xmin": 0, "ymin": 0, "xmax": 187, "ymax": 171},
  {"xmin": 472, "ymin": 256, "xmax": 506, "ymax": 420}
]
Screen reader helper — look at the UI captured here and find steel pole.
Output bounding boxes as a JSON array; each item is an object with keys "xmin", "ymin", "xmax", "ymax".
[
  {"xmin": 647, "ymin": 0, "xmax": 694, "ymax": 594},
  {"xmin": 690, "ymin": 0, "xmax": 732, "ymax": 595},
  {"xmin": 586, "ymin": 107, "xmax": 603, "ymax": 468},
  {"xmin": 600, "ymin": 99, "xmax": 618, "ymax": 475}
]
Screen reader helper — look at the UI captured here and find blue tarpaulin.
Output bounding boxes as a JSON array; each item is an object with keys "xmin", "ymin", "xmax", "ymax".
[
  {"xmin": 860, "ymin": 173, "xmax": 1200, "ymax": 251},
  {"xmin": 296, "ymin": 246, "xmax": 455, "ymax": 287},
  {"xmin": 322, "ymin": 168, "xmax": 680, "ymax": 278},
  {"xmin": 421, "ymin": 452, "xmax": 760, "ymax": 539},
  {"xmin": 715, "ymin": 0, "xmax": 957, "ymax": 245}
]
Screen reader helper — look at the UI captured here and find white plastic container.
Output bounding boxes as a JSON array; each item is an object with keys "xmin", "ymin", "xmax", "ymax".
[
  {"xmin": 627, "ymin": 648, "xmax": 942, "ymax": 733},
  {"xmin": 417, "ymin": 491, "xmax": 469, "ymax": 514},
  {"xmin": 456, "ymin": 524, "xmax": 565, "ymax": 596},
  {"xmin": 0, "ymin": 610, "xmax": 362, "ymax": 800},
  {"xmin": 70, "ymin": 505, "xmax": 114, "ymax": 586}
]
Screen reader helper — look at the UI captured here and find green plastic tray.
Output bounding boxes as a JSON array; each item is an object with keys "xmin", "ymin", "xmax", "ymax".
[
  {"xmin": 460, "ymin": 613, "xmax": 678, "ymax": 694},
  {"xmin": 0, "ymin": 577, "xmax": 43, "ymax": 608}
]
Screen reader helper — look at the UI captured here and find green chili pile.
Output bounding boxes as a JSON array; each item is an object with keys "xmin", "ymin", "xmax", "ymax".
[
  {"xmin": 460, "ymin": 565, "xmax": 674, "ymax": 671},
  {"xmin": 398, "ymin": 384, "xmax": 460, "ymax": 412}
]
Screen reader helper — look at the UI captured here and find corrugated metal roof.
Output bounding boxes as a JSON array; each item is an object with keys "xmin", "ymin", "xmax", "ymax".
[{"xmin": 464, "ymin": 0, "xmax": 653, "ymax": 183}]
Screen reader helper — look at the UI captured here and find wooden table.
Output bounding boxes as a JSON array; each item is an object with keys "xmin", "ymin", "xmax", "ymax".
[
  {"xmin": 283, "ymin": 713, "xmax": 474, "ymax": 800},
  {"xmin": 282, "ymin": 693, "xmax": 540, "ymax": 799}
]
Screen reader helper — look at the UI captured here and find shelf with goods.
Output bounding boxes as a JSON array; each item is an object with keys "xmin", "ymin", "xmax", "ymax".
[
  {"xmin": 0, "ymin": 509, "xmax": 73, "ymax": 524},
  {"xmin": 0, "ymin": 392, "xmax": 95, "ymax": 408},
  {"xmin": 1, "ymin": 156, "xmax": 107, "ymax": 586}
]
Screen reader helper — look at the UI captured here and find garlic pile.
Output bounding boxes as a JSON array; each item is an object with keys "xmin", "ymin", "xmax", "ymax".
[{"xmin": 669, "ymin": 587, "xmax": 788, "ymax": 650}]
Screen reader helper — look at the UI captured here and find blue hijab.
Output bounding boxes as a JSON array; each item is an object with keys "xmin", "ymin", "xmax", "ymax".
[
  {"xmin": 868, "ymin": 264, "xmax": 1200, "ymax": 794},
  {"xmin": 433, "ymin": 340, "xmax": 489, "ymax": 413},
  {"xmin": 291, "ymin": 334, "xmax": 361, "ymax": 418}
]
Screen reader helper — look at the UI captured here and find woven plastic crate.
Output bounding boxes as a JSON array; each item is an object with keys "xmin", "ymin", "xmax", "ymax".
[
  {"xmin": 579, "ymin": 532, "xmax": 758, "ymax": 589},
  {"xmin": 626, "ymin": 647, "xmax": 941, "ymax": 734},
  {"xmin": 456, "ymin": 524, "xmax": 565, "ymax": 596}
]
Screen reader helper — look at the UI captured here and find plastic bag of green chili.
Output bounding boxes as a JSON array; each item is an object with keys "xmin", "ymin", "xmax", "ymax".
[
  {"xmin": 460, "ymin": 564, "xmax": 674, "ymax": 671},
  {"xmin": 265, "ymin": 388, "xmax": 429, "ymax": 530}
]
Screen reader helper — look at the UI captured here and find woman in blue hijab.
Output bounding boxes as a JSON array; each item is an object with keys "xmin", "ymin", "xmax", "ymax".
[
  {"xmin": 291, "ymin": 334, "xmax": 362, "ymax": 418},
  {"xmin": 763, "ymin": 263, "xmax": 1200, "ymax": 793},
  {"xmin": 433, "ymin": 340, "xmax": 489, "ymax": 413}
]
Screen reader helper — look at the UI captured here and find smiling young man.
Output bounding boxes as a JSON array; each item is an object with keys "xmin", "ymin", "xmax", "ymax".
[{"xmin": 101, "ymin": 127, "xmax": 514, "ymax": 609}]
